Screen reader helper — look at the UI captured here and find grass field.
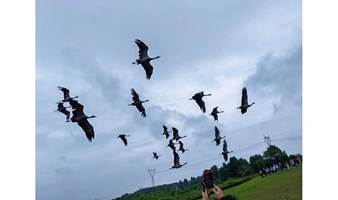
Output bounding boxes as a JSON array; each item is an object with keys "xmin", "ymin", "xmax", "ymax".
[{"xmin": 219, "ymin": 167, "xmax": 302, "ymax": 200}]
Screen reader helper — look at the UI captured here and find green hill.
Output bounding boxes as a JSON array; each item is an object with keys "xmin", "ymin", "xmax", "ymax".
[{"xmin": 218, "ymin": 166, "xmax": 302, "ymax": 200}]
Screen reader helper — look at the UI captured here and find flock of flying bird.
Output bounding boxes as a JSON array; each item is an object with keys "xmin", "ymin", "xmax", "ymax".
[{"xmin": 55, "ymin": 39, "xmax": 255, "ymax": 169}]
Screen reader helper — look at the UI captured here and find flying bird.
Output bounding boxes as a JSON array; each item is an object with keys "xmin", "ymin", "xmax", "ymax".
[
  {"xmin": 190, "ymin": 91, "xmax": 212, "ymax": 113},
  {"xmin": 171, "ymin": 150, "xmax": 187, "ymax": 169},
  {"xmin": 210, "ymin": 106, "xmax": 224, "ymax": 122},
  {"xmin": 56, "ymin": 102, "xmax": 70, "ymax": 122},
  {"xmin": 153, "ymin": 152, "xmax": 161, "ymax": 160},
  {"xmin": 57, "ymin": 86, "xmax": 78, "ymax": 102},
  {"xmin": 221, "ymin": 139, "xmax": 233, "ymax": 162},
  {"xmin": 132, "ymin": 39, "xmax": 160, "ymax": 80},
  {"xmin": 117, "ymin": 134, "xmax": 130, "ymax": 146},
  {"xmin": 237, "ymin": 87, "xmax": 255, "ymax": 114},
  {"xmin": 68, "ymin": 99, "xmax": 96, "ymax": 142},
  {"xmin": 128, "ymin": 88, "xmax": 149, "ymax": 117},
  {"xmin": 213, "ymin": 126, "xmax": 225, "ymax": 146},
  {"xmin": 178, "ymin": 141, "xmax": 188, "ymax": 153},
  {"xmin": 168, "ymin": 139, "xmax": 177, "ymax": 152},
  {"xmin": 172, "ymin": 127, "xmax": 186, "ymax": 141},
  {"xmin": 162, "ymin": 125, "xmax": 171, "ymax": 139}
]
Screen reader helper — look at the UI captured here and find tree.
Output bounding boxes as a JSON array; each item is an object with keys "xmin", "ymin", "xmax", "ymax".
[
  {"xmin": 249, "ymin": 154, "xmax": 266, "ymax": 172},
  {"xmin": 263, "ymin": 145, "xmax": 289, "ymax": 165}
]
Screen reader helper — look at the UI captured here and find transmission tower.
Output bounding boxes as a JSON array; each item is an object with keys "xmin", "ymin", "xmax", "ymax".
[
  {"xmin": 148, "ymin": 168, "xmax": 156, "ymax": 187},
  {"xmin": 264, "ymin": 135, "xmax": 272, "ymax": 146}
]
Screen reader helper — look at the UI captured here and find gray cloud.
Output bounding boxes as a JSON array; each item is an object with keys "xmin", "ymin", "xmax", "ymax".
[{"xmin": 36, "ymin": 0, "xmax": 301, "ymax": 199}]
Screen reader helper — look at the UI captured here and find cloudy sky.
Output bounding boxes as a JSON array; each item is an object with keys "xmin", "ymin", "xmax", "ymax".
[{"xmin": 36, "ymin": 0, "xmax": 302, "ymax": 199}]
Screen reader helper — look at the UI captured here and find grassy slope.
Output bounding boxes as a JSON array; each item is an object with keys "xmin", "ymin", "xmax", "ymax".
[{"xmin": 221, "ymin": 167, "xmax": 302, "ymax": 200}]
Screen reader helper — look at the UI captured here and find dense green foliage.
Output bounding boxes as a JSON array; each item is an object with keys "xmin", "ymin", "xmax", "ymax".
[{"xmin": 113, "ymin": 145, "xmax": 301, "ymax": 200}]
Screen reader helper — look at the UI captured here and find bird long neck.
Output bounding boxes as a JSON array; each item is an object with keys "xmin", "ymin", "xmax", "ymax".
[
  {"xmin": 87, "ymin": 115, "xmax": 95, "ymax": 119},
  {"xmin": 141, "ymin": 100, "xmax": 149, "ymax": 103},
  {"xmin": 250, "ymin": 102, "xmax": 255, "ymax": 106},
  {"xmin": 150, "ymin": 56, "xmax": 160, "ymax": 60},
  {"xmin": 204, "ymin": 94, "xmax": 212, "ymax": 96}
]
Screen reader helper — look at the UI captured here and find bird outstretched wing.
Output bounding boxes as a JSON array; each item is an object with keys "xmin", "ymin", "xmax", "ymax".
[
  {"xmin": 136, "ymin": 104, "xmax": 146, "ymax": 117},
  {"xmin": 214, "ymin": 126, "xmax": 220, "ymax": 138},
  {"xmin": 135, "ymin": 39, "xmax": 149, "ymax": 60},
  {"xmin": 58, "ymin": 86, "xmax": 70, "ymax": 100},
  {"xmin": 142, "ymin": 62, "xmax": 153, "ymax": 80},
  {"xmin": 241, "ymin": 87, "xmax": 248, "ymax": 106},
  {"xmin": 131, "ymin": 88, "xmax": 140, "ymax": 102},
  {"xmin": 77, "ymin": 119, "xmax": 94, "ymax": 142},
  {"xmin": 196, "ymin": 99, "xmax": 206, "ymax": 113},
  {"xmin": 173, "ymin": 151, "xmax": 180, "ymax": 165}
]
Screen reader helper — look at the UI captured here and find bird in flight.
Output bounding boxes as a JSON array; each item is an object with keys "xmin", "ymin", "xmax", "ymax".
[
  {"xmin": 170, "ymin": 150, "xmax": 187, "ymax": 169},
  {"xmin": 172, "ymin": 127, "xmax": 186, "ymax": 141},
  {"xmin": 210, "ymin": 106, "xmax": 224, "ymax": 122},
  {"xmin": 213, "ymin": 126, "xmax": 225, "ymax": 146},
  {"xmin": 117, "ymin": 134, "xmax": 130, "ymax": 146},
  {"xmin": 132, "ymin": 39, "xmax": 160, "ymax": 80},
  {"xmin": 129, "ymin": 88, "xmax": 149, "ymax": 117},
  {"xmin": 162, "ymin": 125, "xmax": 171, "ymax": 139},
  {"xmin": 153, "ymin": 152, "xmax": 161, "ymax": 160},
  {"xmin": 57, "ymin": 86, "xmax": 78, "ymax": 102},
  {"xmin": 69, "ymin": 99, "xmax": 96, "ymax": 142},
  {"xmin": 190, "ymin": 91, "xmax": 212, "ymax": 113},
  {"xmin": 237, "ymin": 87, "xmax": 255, "ymax": 114}
]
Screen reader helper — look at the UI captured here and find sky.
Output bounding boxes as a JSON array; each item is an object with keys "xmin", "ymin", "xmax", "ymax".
[{"xmin": 36, "ymin": 0, "xmax": 302, "ymax": 199}]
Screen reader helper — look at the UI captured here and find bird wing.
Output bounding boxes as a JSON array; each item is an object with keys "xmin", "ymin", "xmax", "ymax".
[
  {"xmin": 142, "ymin": 62, "xmax": 153, "ymax": 80},
  {"xmin": 58, "ymin": 86, "xmax": 70, "ymax": 100},
  {"xmin": 242, "ymin": 87, "xmax": 248, "ymax": 106},
  {"xmin": 153, "ymin": 152, "xmax": 156, "ymax": 157},
  {"xmin": 173, "ymin": 151, "xmax": 180, "ymax": 164},
  {"xmin": 135, "ymin": 39, "xmax": 149, "ymax": 59},
  {"xmin": 121, "ymin": 136, "xmax": 128, "ymax": 146},
  {"xmin": 172, "ymin": 127, "xmax": 178, "ymax": 138},
  {"xmin": 214, "ymin": 126, "xmax": 220, "ymax": 138},
  {"xmin": 136, "ymin": 104, "xmax": 146, "ymax": 117},
  {"xmin": 223, "ymin": 140, "xmax": 228, "ymax": 152},
  {"xmin": 196, "ymin": 99, "xmax": 206, "ymax": 113},
  {"xmin": 77, "ymin": 119, "xmax": 94, "ymax": 142},
  {"xmin": 163, "ymin": 125, "xmax": 168, "ymax": 132},
  {"xmin": 131, "ymin": 88, "xmax": 140, "ymax": 102},
  {"xmin": 179, "ymin": 141, "xmax": 184, "ymax": 149}
]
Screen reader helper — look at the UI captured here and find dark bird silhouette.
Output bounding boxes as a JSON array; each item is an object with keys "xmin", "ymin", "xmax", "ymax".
[
  {"xmin": 132, "ymin": 39, "xmax": 160, "ymax": 80},
  {"xmin": 57, "ymin": 86, "xmax": 78, "ymax": 102},
  {"xmin": 221, "ymin": 139, "xmax": 233, "ymax": 162},
  {"xmin": 237, "ymin": 87, "xmax": 255, "ymax": 114},
  {"xmin": 128, "ymin": 88, "xmax": 149, "ymax": 117},
  {"xmin": 56, "ymin": 102, "xmax": 70, "ymax": 122},
  {"xmin": 178, "ymin": 141, "xmax": 188, "ymax": 153},
  {"xmin": 68, "ymin": 99, "xmax": 96, "ymax": 142},
  {"xmin": 210, "ymin": 106, "xmax": 224, "ymax": 122},
  {"xmin": 172, "ymin": 127, "xmax": 186, "ymax": 141},
  {"xmin": 171, "ymin": 150, "xmax": 187, "ymax": 169},
  {"xmin": 213, "ymin": 126, "xmax": 225, "ymax": 146},
  {"xmin": 69, "ymin": 100, "xmax": 96, "ymax": 123},
  {"xmin": 168, "ymin": 139, "xmax": 177, "ymax": 152},
  {"xmin": 77, "ymin": 118, "xmax": 95, "ymax": 142},
  {"xmin": 190, "ymin": 91, "xmax": 212, "ymax": 113},
  {"xmin": 117, "ymin": 134, "xmax": 130, "ymax": 146},
  {"xmin": 153, "ymin": 152, "xmax": 161, "ymax": 160},
  {"xmin": 162, "ymin": 125, "xmax": 171, "ymax": 139}
]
